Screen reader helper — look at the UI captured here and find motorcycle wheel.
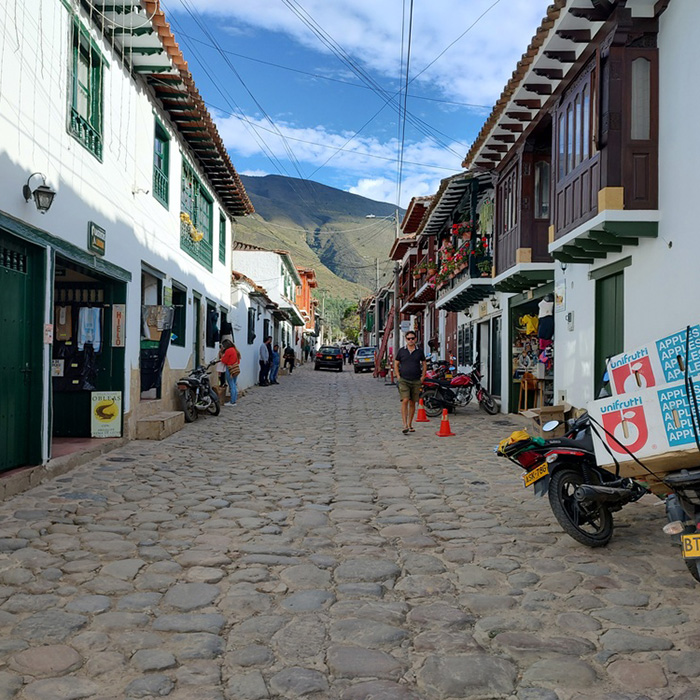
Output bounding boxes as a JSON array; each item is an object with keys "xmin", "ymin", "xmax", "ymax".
[
  {"xmin": 421, "ymin": 389, "xmax": 444, "ymax": 418},
  {"xmin": 206, "ymin": 389, "xmax": 221, "ymax": 416},
  {"xmin": 179, "ymin": 389, "xmax": 198, "ymax": 423},
  {"xmin": 548, "ymin": 468, "xmax": 614, "ymax": 547},
  {"xmin": 685, "ymin": 559, "xmax": 700, "ymax": 584},
  {"xmin": 479, "ymin": 389, "xmax": 499, "ymax": 415}
]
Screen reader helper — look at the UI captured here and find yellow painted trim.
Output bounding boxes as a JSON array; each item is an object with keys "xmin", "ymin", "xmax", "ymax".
[
  {"xmin": 598, "ymin": 187, "xmax": 625, "ymax": 211},
  {"xmin": 548, "ymin": 225, "xmax": 555, "ymax": 244},
  {"xmin": 515, "ymin": 248, "xmax": 532, "ymax": 263}
]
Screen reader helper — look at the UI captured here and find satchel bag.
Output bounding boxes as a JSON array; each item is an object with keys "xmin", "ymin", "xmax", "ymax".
[{"xmin": 228, "ymin": 363, "xmax": 241, "ymax": 377}]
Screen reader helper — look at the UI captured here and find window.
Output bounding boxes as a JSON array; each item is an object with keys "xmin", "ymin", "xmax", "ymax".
[
  {"xmin": 206, "ymin": 301, "xmax": 217, "ymax": 348},
  {"xmin": 180, "ymin": 162, "xmax": 213, "ymax": 270},
  {"xmin": 171, "ymin": 284, "xmax": 186, "ymax": 347},
  {"xmin": 263, "ymin": 319, "xmax": 271, "ymax": 340},
  {"xmin": 219, "ymin": 214, "xmax": 226, "ymax": 264},
  {"xmin": 555, "ymin": 64, "xmax": 596, "ymax": 183},
  {"xmin": 153, "ymin": 121, "xmax": 169, "ymax": 207},
  {"xmin": 534, "ymin": 161, "xmax": 550, "ymax": 219},
  {"xmin": 499, "ymin": 166, "xmax": 518, "ymax": 234},
  {"xmin": 631, "ymin": 58, "xmax": 651, "ymax": 141},
  {"xmin": 69, "ymin": 22, "xmax": 104, "ymax": 160},
  {"xmin": 247, "ymin": 308, "xmax": 256, "ymax": 344}
]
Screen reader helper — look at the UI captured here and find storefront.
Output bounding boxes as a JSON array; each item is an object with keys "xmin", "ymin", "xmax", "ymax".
[{"xmin": 508, "ymin": 283, "xmax": 555, "ymax": 413}]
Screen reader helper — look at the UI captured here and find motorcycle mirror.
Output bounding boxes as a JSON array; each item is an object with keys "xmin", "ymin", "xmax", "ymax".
[{"xmin": 542, "ymin": 420, "xmax": 561, "ymax": 432}]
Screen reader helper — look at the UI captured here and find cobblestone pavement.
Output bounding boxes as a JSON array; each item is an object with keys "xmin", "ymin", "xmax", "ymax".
[{"xmin": 1, "ymin": 364, "xmax": 700, "ymax": 700}]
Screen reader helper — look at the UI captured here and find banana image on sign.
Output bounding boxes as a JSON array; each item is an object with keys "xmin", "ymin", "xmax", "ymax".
[{"xmin": 91, "ymin": 392, "xmax": 122, "ymax": 437}]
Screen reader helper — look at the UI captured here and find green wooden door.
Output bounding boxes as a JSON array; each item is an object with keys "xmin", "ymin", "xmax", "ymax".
[
  {"xmin": 192, "ymin": 295, "xmax": 201, "ymax": 368},
  {"xmin": 595, "ymin": 271, "xmax": 624, "ymax": 397},
  {"xmin": 1, "ymin": 230, "xmax": 44, "ymax": 472}
]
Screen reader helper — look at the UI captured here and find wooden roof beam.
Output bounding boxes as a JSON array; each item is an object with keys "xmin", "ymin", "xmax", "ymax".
[
  {"xmin": 493, "ymin": 134, "xmax": 516, "ymax": 143},
  {"xmin": 500, "ymin": 123, "xmax": 524, "ymax": 133},
  {"xmin": 523, "ymin": 83, "xmax": 552, "ymax": 95},
  {"xmin": 543, "ymin": 50, "xmax": 577, "ymax": 64},
  {"xmin": 514, "ymin": 99, "xmax": 541, "ymax": 109},
  {"xmin": 505, "ymin": 111, "xmax": 533, "ymax": 121},
  {"xmin": 533, "ymin": 67, "xmax": 563, "ymax": 80},
  {"xmin": 556, "ymin": 29, "xmax": 592, "ymax": 43}
]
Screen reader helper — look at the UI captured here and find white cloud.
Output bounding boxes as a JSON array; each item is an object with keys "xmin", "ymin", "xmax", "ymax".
[
  {"xmin": 173, "ymin": 0, "xmax": 552, "ymax": 106},
  {"xmin": 240, "ymin": 169, "xmax": 269, "ymax": 177}
]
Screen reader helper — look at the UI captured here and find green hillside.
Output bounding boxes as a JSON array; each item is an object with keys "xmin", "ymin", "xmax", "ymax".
[{"xmin": 234, "ymin": 175, "xmax": 403, "ymax": 314}]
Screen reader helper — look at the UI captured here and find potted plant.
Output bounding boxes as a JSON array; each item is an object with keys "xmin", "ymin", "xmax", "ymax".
[
  {"xmin": 378, "ymin": 358, "xmax": 388, "ymax": 377},
  {"xmin": 477, "ymin": 258, "xmax": 493, "ymax": 277}
]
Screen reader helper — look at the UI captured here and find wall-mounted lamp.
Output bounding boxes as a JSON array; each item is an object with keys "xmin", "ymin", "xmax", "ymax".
[
  {"xmin": 558, "ymin": 260, "xmax": 568, "ymax": 273},
  {"xmin": 489, "ymin": 295, "xmax": 500, "ymax": 309},
  {"xmin": 23, "ymin": 172, "xmax": 56, "ymax": 214},
  {"xmin": 257, "ymin": 308, "xmax": 262, "ymax": 320}
]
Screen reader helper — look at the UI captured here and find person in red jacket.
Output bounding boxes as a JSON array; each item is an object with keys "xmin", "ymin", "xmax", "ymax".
[{"xmin": 221, "ymin": 340, "xmax": 240, "ymax": 406}]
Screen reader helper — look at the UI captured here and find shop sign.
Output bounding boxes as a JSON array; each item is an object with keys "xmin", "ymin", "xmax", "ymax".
[
  {"xmin": 52, "ymin": 359, "xmax": 64, "ymax": 377},
  {"xmin": 163, "ymin": 285, "xmax": 172, "ymax": 307},
  {"xmin": 91, "ymin": 391, "xmax": 122, "ymax": 438},
  {"xmin": 88, "ymin": 221, "xmax": 106, "ymax": 256},
  {"xmin": 554, "ymin": 282, "xmax": 566, "ymax": 312},
  {"xmin": 400, "ymin": 320, "xmax": 413, "ymax": 333},
  {"xmin": 44, "ymin": 323, "xmax": 54, "ymax": 344},
  {"xmin": 478, "ymin": 301, "xmax": 488, "ymax": 318},
  {"xmin": 112, "ymin": 304, "xmax": 126, "ymax": 347}
]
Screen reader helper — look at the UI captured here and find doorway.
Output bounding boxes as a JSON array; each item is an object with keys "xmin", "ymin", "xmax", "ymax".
[
  {"xmin": 1, "ymin": 229, "xmax": 44, "ymax": 472},
  {"xmin": 51, "ymin": 256, "xmax": 126, "ymax": 442},
  {"xmin": 595, "ymin": 270, "xmax": 624, "ymax": 397}
]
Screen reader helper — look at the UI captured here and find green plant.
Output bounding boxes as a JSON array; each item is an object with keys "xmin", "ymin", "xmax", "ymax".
[{"xmin": 477, "ymin": 259, "xmax": 493, "ymax": 275}]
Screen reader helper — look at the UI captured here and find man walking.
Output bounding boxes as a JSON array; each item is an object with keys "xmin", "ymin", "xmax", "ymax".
[
  {"xmin": 394, "ymin": 331, "xmax": 426, "ymax": 434},
  {"xmin": 259, "ymin": 336, "xmax": 271, "ymax": 386}
]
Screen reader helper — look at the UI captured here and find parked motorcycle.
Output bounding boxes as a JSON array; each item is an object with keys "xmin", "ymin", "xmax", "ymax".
[
  {"xmin": 498, "ymin": 408, "xmax": 700, "ymax": 583},
  {"xmin": 176, "ymin": 361, "xmax": 220, "ymax": 423},
  {"xmin": 497, "ymin": 412, "xmax": 647, "ymax": 547},
  {"xmin": 421, "ymin": 363, "xmax": 499, "ymax": 416}
]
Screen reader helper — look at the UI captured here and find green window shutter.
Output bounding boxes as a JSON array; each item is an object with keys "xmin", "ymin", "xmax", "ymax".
[
  {"xmin": 180, "ymin": 161, "xmax": 212, "ymax": 271},
  {"xmin": 153, "ymin": 120, "xmax": 169, "ymax": 207},
  {"xmin": 219, "ymin": 214, "xmax": 226, "ymax": 264},
  {"xmin": 68, "ymin": 20, "xmax": 104, "ymax": 160}
]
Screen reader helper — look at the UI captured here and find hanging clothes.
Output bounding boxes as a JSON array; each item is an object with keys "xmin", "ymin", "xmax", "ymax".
[
  {"xmin": 77, "ymin": 307, "xmax": 102, "ymax": 352},
  {"xmin": 54, "ymin": 306, "xmax": 73, "ymax": 341},
  {"xmin": 538, "ymin": 315, "xmax": 554, "ymax": 341},
  {"xmin": 206, "ymin": 307, "xmax": 220, "ymax": 346},
  {"xmin": 520, "ymin": 314, "xmax": 539, "ymax": 336}
]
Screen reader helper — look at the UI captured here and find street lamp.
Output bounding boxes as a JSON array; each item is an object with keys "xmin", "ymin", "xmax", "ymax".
[{"xmin": 23, "ymin": 172, "xmax": 56, "ymax": 214}]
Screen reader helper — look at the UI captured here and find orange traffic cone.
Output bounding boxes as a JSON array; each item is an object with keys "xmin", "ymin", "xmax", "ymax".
[
  {"xmin": 415, "ymin": 399, "xmax": 430, "ymax": 422},
  {"xmin": 435, "ymin": 408, "xmax": 455, "ymax": 437}
]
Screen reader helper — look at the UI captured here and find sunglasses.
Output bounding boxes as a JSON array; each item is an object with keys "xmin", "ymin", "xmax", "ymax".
[{"xmin": 406, "ymin": 336, "xmax": 416, "ymax": 340}]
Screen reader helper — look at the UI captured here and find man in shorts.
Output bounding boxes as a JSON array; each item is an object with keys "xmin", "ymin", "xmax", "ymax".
[{"xmin": 394, "ymin": 332, "xmax": 426, "ymax": 434}]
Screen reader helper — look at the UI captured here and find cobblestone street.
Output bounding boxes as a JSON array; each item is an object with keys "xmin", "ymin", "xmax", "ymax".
[{"xmin": 1, "ymin": 365, "xmax": 700, "ymax": 700}]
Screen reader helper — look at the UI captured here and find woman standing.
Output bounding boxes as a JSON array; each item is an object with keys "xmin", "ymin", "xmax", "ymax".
[
  {"xmin": 221, "ymin": 339, "xmax": 240, "ymax": 406},
  {"xmin": 270, "ymin": 344, "xmax": 281, "ymax": 384}
]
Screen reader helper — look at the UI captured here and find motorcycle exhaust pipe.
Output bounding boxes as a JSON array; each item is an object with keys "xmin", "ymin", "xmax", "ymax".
[{"xmin": 574, "ymin": 484, "xmax": 636, "ymax": 505}]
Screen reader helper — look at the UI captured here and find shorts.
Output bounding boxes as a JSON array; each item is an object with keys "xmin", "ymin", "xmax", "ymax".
[{"xmin": 398, "ymin": 378, "xmax": 422, "ymax": 402}]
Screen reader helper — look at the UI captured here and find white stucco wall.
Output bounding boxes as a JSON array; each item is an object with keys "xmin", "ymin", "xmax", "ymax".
[
  {"xmin": 0, "ymin": 2, "xmax": 241, "ymax": 438},
  {"xmin": 554, "ymin": 1, "xmax": 700, "ymax": 409}
]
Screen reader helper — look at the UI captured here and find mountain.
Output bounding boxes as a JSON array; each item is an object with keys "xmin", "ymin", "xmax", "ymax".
[{"xmin": 234, "ymin": 174, "xmax": 403, "ymax": 305}]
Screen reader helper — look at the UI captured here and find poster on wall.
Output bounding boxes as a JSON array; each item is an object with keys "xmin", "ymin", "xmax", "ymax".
[
  {"xmin": 112, "ymin": 304, "xmax": 126, "ymax": 347},
  {"xmin": 90, "ymin": 391, "xmax": 122, "ymax": 438},
  {"xmin": 554, "ymin": 282, "xmax": 566, "ymax": 313}
]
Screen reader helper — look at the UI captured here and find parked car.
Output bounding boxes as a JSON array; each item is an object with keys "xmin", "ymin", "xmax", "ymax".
[
  {"xmin": 314, "ymin": 345, "xmax": 343, "ymax": 372},
  {"xmin": 353, "ymin": 346, "xmax": 377, "ymax": 373}
]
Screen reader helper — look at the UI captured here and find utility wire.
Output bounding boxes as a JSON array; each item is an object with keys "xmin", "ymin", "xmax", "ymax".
[{"xmin": 396, "ymin": 0, "xmax": 415, "ymax": 209}]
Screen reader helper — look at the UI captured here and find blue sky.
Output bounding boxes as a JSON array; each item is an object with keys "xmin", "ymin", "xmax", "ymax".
[{"xmin": 161, "ymin": 0, "xmax": 553, "ymax": 207}]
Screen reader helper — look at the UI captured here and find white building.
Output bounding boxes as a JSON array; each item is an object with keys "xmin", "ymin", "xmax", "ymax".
[
  {"xmin": 0, "ymin": 0, "xmax": 253, "ymax": 473},
  {"xmin": 232, "ymin": 243, "xmax": 306, "ymax": 358},
  {"xmin": 230, "ymin": 271, "xmax": 279, "ymax": 391}
]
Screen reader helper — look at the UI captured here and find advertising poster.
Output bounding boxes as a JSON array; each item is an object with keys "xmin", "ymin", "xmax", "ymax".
[
  {"xmin": 112, "ymin": 304, "xmax": 126, "ymax": 347},
  {"xmin": 91, "ymin": 391, "xmax": 122, "ymax": 438}
]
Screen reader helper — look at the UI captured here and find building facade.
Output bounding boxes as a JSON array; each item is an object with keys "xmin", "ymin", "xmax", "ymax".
[{"xmin": 0, "ymin": 0, "xmax": 252, "ymax": 472}]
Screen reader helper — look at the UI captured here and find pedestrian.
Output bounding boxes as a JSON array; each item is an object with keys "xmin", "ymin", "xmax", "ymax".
[
  {"xmin": 270, "ymin": 343, "xmax": 280, "ymax": 384},
  {"xmin": 348, "ymin": 345, "xmax": 356, "ymax": 365},
  {"xmin": 304, "ymin": 342, "xmax": 310, "ymax": 362},
  {"xmin": 259, "ymin": 336, "xmax": 271, "ymax": 386},
  {"xmin": 394, "ymin": 331, "xmax": 426, "ymax": 434},
  {"xmin": 343, "ymin": 345, "xmax": 349, "ymax": 364},
  {"xmin": 220, "ymin": 339, "xmax": 240, "ymax": 406},
  {"xmin": 283, "ymin": 345, "xmax": 295, "ymax": 373}
]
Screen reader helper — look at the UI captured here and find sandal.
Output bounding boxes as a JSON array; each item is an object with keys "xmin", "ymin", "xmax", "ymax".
[
  {"xmin": 402, "ymin": 428, "xmax": 409, "ymax": 434},
  {"xmin": 408, "ymin": 427, "xmax": 415, "ymax": 433}
]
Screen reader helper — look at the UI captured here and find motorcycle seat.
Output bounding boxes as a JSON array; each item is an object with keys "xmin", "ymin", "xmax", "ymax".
[{"xmin": 546, "ymin": 435, "xmax": 594, "ymax": 452}]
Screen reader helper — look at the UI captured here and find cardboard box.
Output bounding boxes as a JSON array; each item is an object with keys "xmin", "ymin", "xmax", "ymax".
[
  {"xmin": 214, "ymin": 386, "xmax": 227, "ymax": 404},
  {"xmin": 520, "ymin": 403, "xmax": 574, "ymax": 438},
  {"xmin": 588, "ymin": 379, "xmax": 700, "ymax": 494},
  {"xmin": 607, "ymin": 324, "xmax": 700, "ymax": 396}
]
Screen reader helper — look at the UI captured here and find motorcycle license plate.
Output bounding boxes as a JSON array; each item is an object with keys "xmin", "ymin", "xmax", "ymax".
[
  {"xmin": 681, "ymin": 533, "xmax": 700, "ymax": 559},
  {"xmin": 523, "ymin": 463, "xmax": 549, "ymax": 488}
]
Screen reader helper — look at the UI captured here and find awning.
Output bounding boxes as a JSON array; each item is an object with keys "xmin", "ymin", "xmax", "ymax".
[
  {"xmin": 437, "ymin": 277, "xmax": 494, "ymax": 312},
  {"xmin": 493, "ymin": 263, "xmax": 556, "ymax": 293},
  {"xmin": 280, "ymin": 306, "xmax": 306, "ymax": 326}
]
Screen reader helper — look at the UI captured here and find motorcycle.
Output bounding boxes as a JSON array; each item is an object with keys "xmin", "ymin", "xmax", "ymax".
[
  {"xmin": 176, "ymin": 361, "xmax": 220, "ymax": 423},
  {"xmin": 421, "ymin": 363, "xmax": 499, "ymax": 416},
  {"xmin": 497, "ymin": 412, "xmax": 647, "ymax": 548}
]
